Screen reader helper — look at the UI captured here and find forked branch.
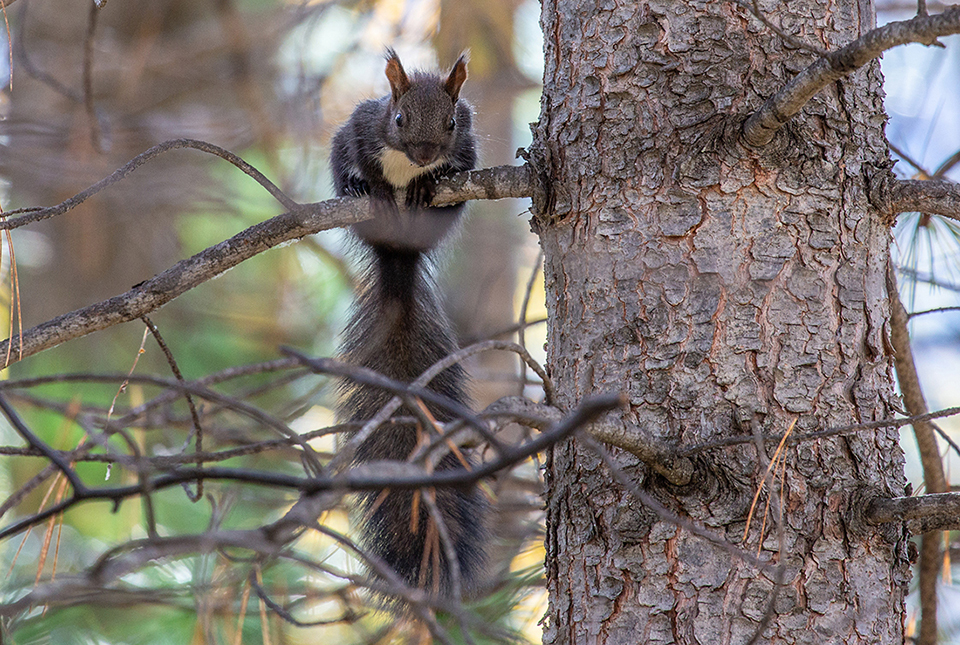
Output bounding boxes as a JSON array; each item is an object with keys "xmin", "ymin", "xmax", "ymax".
[{"xmin": 743, "ymin": 6, "xmax": 960, "ymax": 147}]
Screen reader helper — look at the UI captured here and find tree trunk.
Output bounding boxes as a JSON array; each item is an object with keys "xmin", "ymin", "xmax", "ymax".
[{"xmin": 532, "ymin": 1, "xmax": 910, "ymax": 643}]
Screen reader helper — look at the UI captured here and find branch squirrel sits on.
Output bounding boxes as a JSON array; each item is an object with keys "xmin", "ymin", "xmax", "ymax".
[{"xmin": 331, "ymin": 49, "xmax": 486, "ymax": 597}]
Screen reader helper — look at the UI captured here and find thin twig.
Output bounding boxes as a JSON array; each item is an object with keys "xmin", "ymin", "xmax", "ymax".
[
  {"xmin": 517, "ymin": 250, "xmax": 543, "ymax": 399},
  {"xmin": 141, "ymin": 316, "xmax": 205, "ymax": 500},
  {"xmin": 0, "ymin": 463, "xmax": 58, "ymax": 519},
  {"xmin": 889, "ymin": 141, "xmax": 932, "ymax": 177},
  {"xmin": 0, "ymin": 394, "xmax": 87, "ymax": 494},
  {"xmin": 897, "ymin": 267, "xmax": 960, "ymax": 293},
  {"xmin": 909, "ymin": 305, "xmax": 960, "ymax": 318},
  {"xmin": 933, "ymin": 148, "xmax": 960, "ymax": 178},
  {"xmin": 735, "ymin": 0, "xmax": 827, "ymax": 54},
  {"xmin": 931, "ymin": 422, "xmax": 960, "ymax": 462},
  {"xmin": 13, "ymin": 1, "xmax": 82, "ymax": 102}
]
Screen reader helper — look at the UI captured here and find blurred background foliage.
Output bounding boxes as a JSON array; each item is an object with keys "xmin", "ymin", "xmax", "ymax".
[
  {"xmin": 0, "ymin": 0, "xmax": 548, "ymax": 642},
  {"xmin": 0, "ymin": 0, "xmax": 958, "ymax": 643}
]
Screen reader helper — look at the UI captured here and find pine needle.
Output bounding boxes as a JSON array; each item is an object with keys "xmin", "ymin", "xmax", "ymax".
[{"xmin": 743, "ymin": 419, "xmax": 796, "ymax": 544}]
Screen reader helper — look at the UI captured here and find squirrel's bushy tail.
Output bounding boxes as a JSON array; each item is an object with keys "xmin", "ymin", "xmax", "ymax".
[{"xmin": 338, "ymin": 244, "xmax": 487, "ymax": 596}]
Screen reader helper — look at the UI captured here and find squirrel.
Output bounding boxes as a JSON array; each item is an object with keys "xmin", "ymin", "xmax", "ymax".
[{"xmin": 331, "ymin": 49, "xmax": 486, "ymax": 598}]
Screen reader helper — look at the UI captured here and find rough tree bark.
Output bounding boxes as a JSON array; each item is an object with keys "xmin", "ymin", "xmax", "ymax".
[{"xmin": 532, "ymin": 1, "xmax": 908, "ymax": 643}]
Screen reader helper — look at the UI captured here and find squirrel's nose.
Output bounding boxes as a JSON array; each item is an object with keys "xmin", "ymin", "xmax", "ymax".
[{"xmin": 409, "ymin": 144, "xmax": 440, "ymax": 166}]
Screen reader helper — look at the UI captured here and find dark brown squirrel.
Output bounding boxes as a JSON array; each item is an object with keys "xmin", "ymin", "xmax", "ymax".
[{"xmin": 331, "ymin": 50, "xmax": 486, "ymax": 598}]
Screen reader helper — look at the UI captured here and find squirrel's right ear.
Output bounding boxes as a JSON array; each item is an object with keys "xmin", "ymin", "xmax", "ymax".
[
  {"xmin": 444, "ymin": 52, "xmax": 468, "ymax": 102},
  {"xmin": 385, "ymin": 49, "xmax": 411, "ymax": 102}
]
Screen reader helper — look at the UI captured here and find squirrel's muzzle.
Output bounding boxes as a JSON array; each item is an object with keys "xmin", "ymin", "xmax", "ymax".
[{"xmin": 408, "ymin": 143, "xmax": 442, "ymax": 167}]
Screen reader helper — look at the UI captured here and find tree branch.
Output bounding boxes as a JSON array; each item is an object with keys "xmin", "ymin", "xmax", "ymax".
[
  {"xmin": 882, "ymin": 178, "xmax": 960, "ymax": 222},
  {"xmin": 743, "ymin": 6, "xmax": 960, "ymax": 147},
  {"xmin": 0, "ymin": 528, "xmax": 288, "ymax": 616},
  {"xmin": 0, "ymin": 141, "xmax": 534, "ymax": 367},
  {"xmin": 0, "ymin": 138, "xmax": 299, "ymax": 228},
  {"xmin": 487, "ymin": 397, "xmax": 695, "ymax": 486},
  {"xmin": 0, "ymin": 394, "xmax": 88, "ymax": 494},
  {"xmin": 0, "ymin": 393, "xmax": 622, "ymax": 542},
  {"xmin": 867, "ymin": 492, "xmax": 960, "ymax": 533}
]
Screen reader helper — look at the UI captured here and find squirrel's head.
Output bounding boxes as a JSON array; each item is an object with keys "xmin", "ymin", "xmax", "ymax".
[{"xmin": 383, "ymin": 50, "xmax": 468, "ymax": 167}]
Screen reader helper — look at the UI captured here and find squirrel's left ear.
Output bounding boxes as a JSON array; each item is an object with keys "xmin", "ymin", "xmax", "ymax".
[
  {"xmin": 385, "ymin": 48, "xmax": 411, "ymax": 102},
  {"xmin": 445, "ymin": 52, "xmax": 468, "ymax": 102}
]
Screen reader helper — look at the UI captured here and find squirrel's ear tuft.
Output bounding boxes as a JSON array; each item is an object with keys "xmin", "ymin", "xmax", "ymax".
[
  {"xmin": 385, "ymin": 49, "xmax": 411, "ymax": 102},
  {"xmin": 445, "ymin": 52, "xmax": 468, "ymax": 102}
]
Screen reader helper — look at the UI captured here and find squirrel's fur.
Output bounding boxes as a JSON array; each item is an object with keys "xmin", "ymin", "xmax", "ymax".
[{"xmin": 331, "ymin": 50, "xmax": 486, "ymax": 597}]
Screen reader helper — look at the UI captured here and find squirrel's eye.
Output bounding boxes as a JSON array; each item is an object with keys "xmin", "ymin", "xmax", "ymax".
[
  {"xmin": 448, "ymin": 117, "xmax": 456, "ymax": 131},
  {"xmin": 395, "ymin": 112, "xmax": 404, "ymax": 128}
]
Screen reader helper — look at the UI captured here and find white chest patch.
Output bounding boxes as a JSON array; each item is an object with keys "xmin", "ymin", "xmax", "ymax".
[{"xmin": 379, "ymin": 148, "xmax": 444, "ymax": 188}]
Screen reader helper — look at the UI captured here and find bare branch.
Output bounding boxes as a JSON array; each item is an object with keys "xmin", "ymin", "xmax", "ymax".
[
  {"xmin": 886, "ymin": 266, "xmax": 947, "ymax": 494},
  {"xmin": 734, "ymin": 0, "xmax": 827, "ymax": 55},
  {"xmin": 488, "ymin": 397, "xmax": 695, "ymax": 486},
  {"xmin": 867, "ymin": 492, "xmax": 960, "ymax": 533},
  {"xmin": 0, "ymin": 140, "xmax": 533, "ymax": 367},
  {"xmin": 432, "ymin": 163, "xmax": 535, "ymax": 205},
  {"xmin": 0, "ymin": 391, "xmax": 615, "ymax": 629},
  {"xmin": 0, "ymin": 138, "xmax": 299, "ymax": 228},
  {"xmin": 590, "ymin": 418, "xmax": 695, "ymax": 486},
  {"xmin": 743, "ymin": 6, "xmax": 960, "ymax": 147},
  {"xmin": 883, "ymin": 179, "xmax": 960, "ymax": 222},
  {"xmin": 0, "ymin": 393, "xmax": 622, "ymax": 542}
]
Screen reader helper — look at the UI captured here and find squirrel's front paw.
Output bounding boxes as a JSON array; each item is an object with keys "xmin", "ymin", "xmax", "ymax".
[
  {"xmin": 405, "ymin": 178, "xmax": 435, "ymax": 209},
  {"xmin": 344, "ymin": 175, "xmax": 370, "ymax": 198}
]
